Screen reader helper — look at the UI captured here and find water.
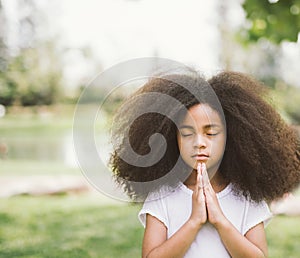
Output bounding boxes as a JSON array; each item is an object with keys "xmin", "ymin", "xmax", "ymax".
[
  {"xmin": 0, "ymin": 129, "xmax": 112, "ymax": 169},
  {"xmin": 0, "ymin": 130, "xmax": 77, "ymax": 167}
]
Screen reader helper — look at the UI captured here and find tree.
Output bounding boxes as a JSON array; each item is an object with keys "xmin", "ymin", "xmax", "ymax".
[
  {"xmin": 0, "ymin": 41, "xmax": 63, "ymax": 106},
  {"xmin": 0, "ymin": 0, "xmax": 64, "ymax": 106},
  {"xmin": 242, "ymin": 0, "xmax": 300, "ymax": 43}
]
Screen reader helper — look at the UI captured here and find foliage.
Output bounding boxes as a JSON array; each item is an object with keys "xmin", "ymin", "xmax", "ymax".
[
  {"xmin": 77, "ymin": 84, "xmax": 128, "ymax": 116},
  {"xmin": 268, "ymin": 83, "xmax": 300, "ymax": 124},
  {"xmin": 0, "ymin": 42, "xmax": 63, "ymax": 106},
  {"xmin": 0, "ymin": 0, "xmax": 65, "ymax": 107},
  {"xmin": 284, "ymin": 88, "xmax": 300, "ymax": 124},
  {"xmin": 242, "ymin": 0, "xmax": 300, "ymax": 43}
]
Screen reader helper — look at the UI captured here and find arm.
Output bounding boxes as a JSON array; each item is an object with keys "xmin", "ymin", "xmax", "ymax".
[
  {"xmin": 202, "ymin": 167, "xmax": 268, "ymax": 258},
  {"xmin": 142, "ymin": 214, "xmax": 202, "ymax": 258},
  {"xmin": 216, "ymin": 220, "xmax": 268, "ymax": 258},
  {"xmin": 142, "ymin": 169, "xmax": 207, "ymax": 258}
]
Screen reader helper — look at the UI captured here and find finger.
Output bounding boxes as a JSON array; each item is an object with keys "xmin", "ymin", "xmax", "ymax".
[
  {"xmin": 203, "ymin": 165, "xmax": 215, "ymax": 195},
  {"xmin": 202, "ymin": 163, "xmax": 210, "ymax": 188},
  {"xmin": 198, "ymin": 174, "xmax": 205, "ymax": 204},
  {"xmin": 197, "ymin": 163, "xmax": 201, "ymax": 176},
  {"xmin": 202, "ymin": 165, "xmax": 216, "ymax": 197},
  {"xmin": 194, "ymin": 163, "xmax": 201, "ymax": 194},
  {"xmin": 199, "ymin": 174, "xmax": 203, "ymax": 189},
  {"xmin": 198, "ymin": 163, "xmax": 204, "ymax": 189}
]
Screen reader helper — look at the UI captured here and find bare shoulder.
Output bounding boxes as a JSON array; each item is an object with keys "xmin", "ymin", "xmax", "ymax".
[{"xmin": 142, "ymin": 214, "xmax": 167, "ymax": 257}]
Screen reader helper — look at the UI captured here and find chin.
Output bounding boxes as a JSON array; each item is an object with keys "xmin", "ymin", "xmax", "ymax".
[{"xmin": 192, "ymin": 161, "xmax": 209, "ymax": 170}]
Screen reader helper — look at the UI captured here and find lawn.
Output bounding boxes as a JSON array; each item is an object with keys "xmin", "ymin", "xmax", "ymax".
[
  {"xmin": 0, "ymin": 194, "xmax": 299, "ymax": 258},
  {"xmin": 0, "ymin": 194, "xmax": 143, "ymax": 258},
  {"xmin": 266, "ymin": 215, "xmax": 300, "ymax": 258}
]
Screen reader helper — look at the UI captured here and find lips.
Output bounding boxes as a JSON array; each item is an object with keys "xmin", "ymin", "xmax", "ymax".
[{"xmin": 192, "ymin": 154, "xmax": 209, "ymax": 161}]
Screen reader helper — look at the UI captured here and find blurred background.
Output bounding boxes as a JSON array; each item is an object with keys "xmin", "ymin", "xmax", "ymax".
[{"xmin": 0, "ymin": 0, "xmax": 299, "ymax": 257}]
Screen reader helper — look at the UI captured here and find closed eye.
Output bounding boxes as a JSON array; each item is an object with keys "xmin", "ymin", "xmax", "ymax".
[
  {"xmin": 180, "ymin": 133, "xmax": 193, "ymax": 137},
  {"xmin": 179, "ymin": 127, "xmax": 195, "ymax": 137},
  {"xmin": 207, "ymin": 132, "xmax": 219, "ymax": 136}
]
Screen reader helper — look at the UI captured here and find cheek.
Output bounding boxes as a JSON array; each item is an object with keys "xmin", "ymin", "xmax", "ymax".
[
  {"xmin": 218, "ymin": 135, "xmax": 226, "ymax": 149},
  {"xmin": 177, "ymin": 137, "xmax": 190, "ymax": 155},
  {"xmin": 177, "ymin": 139, "xmax": 185, "ymax": 154},
  {"xmin": 211, "ymin": 137, "xmax": 226, "ymax": 156}
]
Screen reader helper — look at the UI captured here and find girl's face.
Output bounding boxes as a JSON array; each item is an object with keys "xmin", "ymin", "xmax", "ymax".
[{"xmin": 177, "ymin": 103, "xmax": 226, "ymax": 172}]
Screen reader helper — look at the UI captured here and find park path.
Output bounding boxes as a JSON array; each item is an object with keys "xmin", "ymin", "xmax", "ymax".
[
  {"xmin": 0, "ymin": 175, "xmax": 300, "ymax": 216},
  {"xmin": 0, "ymin": 175, "xmax": 92, "ymax": 197}
]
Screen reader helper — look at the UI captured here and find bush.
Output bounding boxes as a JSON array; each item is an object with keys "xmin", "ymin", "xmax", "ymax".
[{"xmin": 0, "ymin": 42, "xmax": 63, "ymax": 106}]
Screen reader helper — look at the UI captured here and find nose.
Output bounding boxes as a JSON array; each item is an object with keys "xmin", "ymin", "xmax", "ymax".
[{"xmin": 193, "ymin": 134, "xmax": 207, "ymax": 149}]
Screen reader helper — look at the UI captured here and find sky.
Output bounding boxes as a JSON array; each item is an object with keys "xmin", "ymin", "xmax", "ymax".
[
  {"xmin": 53, "ymin": 0, "xmax": 245, "ymax": 88},
  {"xmin": 2, "ymin": 0, "xmax": 299, "ymax": 88},
  {"xmin": 53, "ymin": 0, "xmax": 245, "ymax": 87},
  {"xmin": 58, "ymin": 0, "xmax": 221, "ymax": 70}
]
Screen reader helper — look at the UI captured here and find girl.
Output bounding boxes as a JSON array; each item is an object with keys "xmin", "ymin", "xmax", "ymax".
[{"xmin": 109, "ymin": 70, "xmax": 300, "ymax": 257}]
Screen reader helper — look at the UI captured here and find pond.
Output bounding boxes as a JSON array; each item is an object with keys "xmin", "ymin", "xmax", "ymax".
[
  {"xmin": 0, "ymin": 130, "xmax": 77, "ymax": 167},
  {"xmin": 0, "ymin": 130, "xmax": 76, "ymax": 166},
  {"xmin": 0, "ymin": 128, "xmax": 111, "ymax": 170}
]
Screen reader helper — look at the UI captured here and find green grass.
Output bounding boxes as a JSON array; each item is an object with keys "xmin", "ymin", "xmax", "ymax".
[
  {"xmin": 0, "ymin": 194, "xmax": 143, "ymax": 258},
  {"xmin": 0, "ymin": 194, "xmax": 299, "ymax": 258},
  {"xmin": 266, "ymin": 216, "xmax": 300, "ymax": 258}
]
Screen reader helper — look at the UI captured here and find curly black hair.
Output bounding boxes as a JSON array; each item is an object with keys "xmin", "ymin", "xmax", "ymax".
[
  {"xmin": 109, "ymin": 70, "xmax": 300, "ymax": 202},
  {"xmin": 209, "ymin": 71, "xmax": 300, "ymax": 202}
]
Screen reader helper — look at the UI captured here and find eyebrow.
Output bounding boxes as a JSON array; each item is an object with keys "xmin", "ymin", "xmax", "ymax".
[{"xmin": 179, "ymin": 124, "xmax": 222, "ymax": 130}]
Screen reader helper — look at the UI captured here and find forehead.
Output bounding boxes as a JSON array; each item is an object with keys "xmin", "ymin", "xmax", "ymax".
[{"xmin": 180, "ymin": 103, "xmax": 222, "ymax": 126}]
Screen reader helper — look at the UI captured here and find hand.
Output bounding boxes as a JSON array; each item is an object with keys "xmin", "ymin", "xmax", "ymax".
[
  {"xmin": 202, "ymin": 164, "xmax": 227, "ymax": 228},
  {"xmin": 189, "ymin": 163, "xmax": 207, "ymax": 229}
]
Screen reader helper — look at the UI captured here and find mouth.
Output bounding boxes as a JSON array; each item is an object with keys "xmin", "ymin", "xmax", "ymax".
[{"xmin": 192, "ymin": 154, "xmax": 209, "ymax": 161}]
